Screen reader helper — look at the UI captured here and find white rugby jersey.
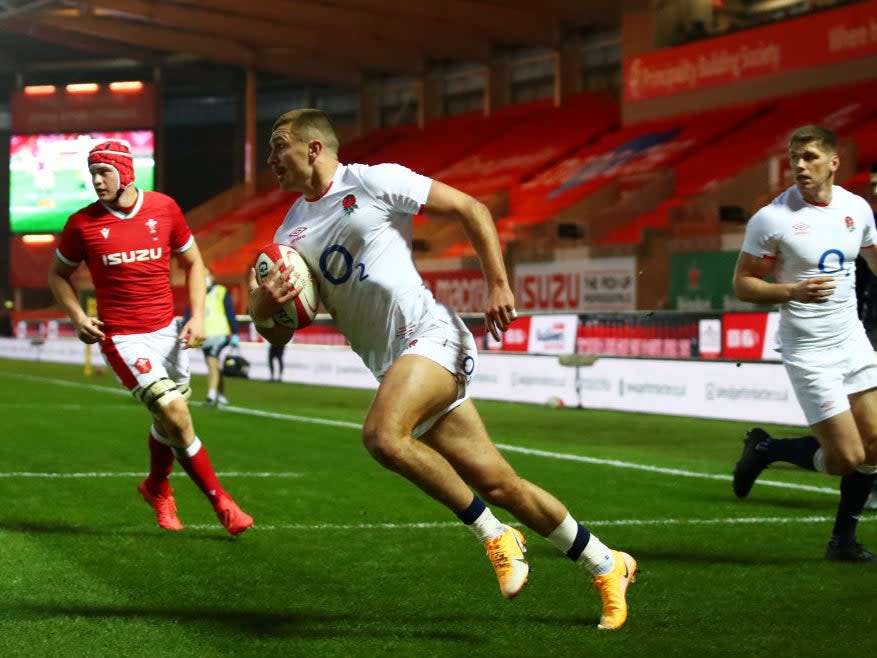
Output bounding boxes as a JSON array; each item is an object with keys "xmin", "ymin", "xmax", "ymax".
[
  {"xmin": 273, "ymin": 163, "xmax": 436, "ymax": 375},
  {"xmin": 741, "ymin": 184, "xmax": 876, "ymax": 348}
]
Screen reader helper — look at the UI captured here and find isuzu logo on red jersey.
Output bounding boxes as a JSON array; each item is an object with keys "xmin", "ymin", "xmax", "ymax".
[{"xmin": 101, "ymin": 248, "xmax": 163, "ymax": 266}]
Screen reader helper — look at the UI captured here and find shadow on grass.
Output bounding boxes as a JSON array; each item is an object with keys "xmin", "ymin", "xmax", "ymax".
[
  {"xmin": 0, "ymin": 520, "xmax": 237, "ymax": 542},
  {"xmin": 2, "ymin": 601, "xmax": 580, "ymax": 641}
]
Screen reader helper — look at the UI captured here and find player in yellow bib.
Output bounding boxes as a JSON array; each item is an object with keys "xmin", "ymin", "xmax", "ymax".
[{"xmin": 197, "ymin": 268, "xmax": 240, "ymax": 407}]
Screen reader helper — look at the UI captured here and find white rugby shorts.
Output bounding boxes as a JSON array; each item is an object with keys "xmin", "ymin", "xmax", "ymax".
[
  {"xmin": 386, "ymin": 308, "xmax": 478, "ymax": 438},
  {"xmin": 783, "ymin": 329, "xmax": 877, "ymax": 425},
  {"xmin": 101, "ymin": 319, "xmax": 191, "ymax": 393}
]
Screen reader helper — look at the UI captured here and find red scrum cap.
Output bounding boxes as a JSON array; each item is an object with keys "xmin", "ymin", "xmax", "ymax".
[{"xmin": 88, "ymin": 140, "xmax": 135, "ymax": 191}]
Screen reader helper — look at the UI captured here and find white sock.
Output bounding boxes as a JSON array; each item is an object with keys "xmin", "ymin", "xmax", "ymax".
[
  {"xmin": 578, "ymin": 535, "xmax": 615, "ymax": 576},
  {"xmin": 183, "ymin": 437, "xmax": 202, "ymax": 458},
  {"xmin": 467, "ymin": 507, "xmax": 506, "ymax": 542},
  {"xmin": 150, "ymin": 425, "xmax": 173, "ymax": 447},
  {"xmin": 546, "ymin": 513, "xmax": 615, "ymax": 575},
  {"xmin": 207, "ymin": 390, "xmax": 217, "ymax": 401},
  {"xmin": 171, "ymin": 437, "xmax": 202, "ymax": 462},
  {"xmin": 546, "ymin": 512, "xmax": 579, "ymax": 552}
]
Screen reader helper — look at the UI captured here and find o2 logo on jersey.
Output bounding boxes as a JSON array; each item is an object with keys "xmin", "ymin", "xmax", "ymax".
[
  {"xmin": 320, "ymin": 244, "xmax": 369, "ymax": 285},
  {"xmin": 102, "ymin": 248, "xmax": 163, "ymax": 266},
  {"xmin": 818, "ymin": 249, "xmax": 850, "ymax": 277}
]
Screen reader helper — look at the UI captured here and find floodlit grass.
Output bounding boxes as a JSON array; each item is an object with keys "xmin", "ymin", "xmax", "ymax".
[{"xmin": 0, "ymin": 358, "xmax": 874, "ymax": 657}]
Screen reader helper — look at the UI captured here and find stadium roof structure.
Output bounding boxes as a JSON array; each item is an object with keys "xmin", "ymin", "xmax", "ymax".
[{"xmin": 0, "ymin": 1, "xmax": 622, "ymax": 92}]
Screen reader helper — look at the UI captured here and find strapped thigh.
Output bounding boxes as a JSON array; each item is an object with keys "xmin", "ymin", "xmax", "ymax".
[{"xmin": 135, "ymin": 377, "xmax": 185, "ymax": 411}]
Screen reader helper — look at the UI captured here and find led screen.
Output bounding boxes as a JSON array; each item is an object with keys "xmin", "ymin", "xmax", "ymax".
[{"xmin": 10, "ymin": 130, "xmax": 154, "ymax": 233}]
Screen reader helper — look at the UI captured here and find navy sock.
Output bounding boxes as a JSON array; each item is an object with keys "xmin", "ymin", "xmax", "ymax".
[
  {"xmin": 565, "ymin": 523, "xmax": 592, "ymax": 561},
  {"xmin": 832, "ymin": 470, "xmax": 876, "ymax": 544},
  {"xmin": 456, "ymin": 495, "xmax": 486, "ymax": 525},
  {"xmin": 760, "ymin": 435, "xmax": 820, "ymax": 471}
]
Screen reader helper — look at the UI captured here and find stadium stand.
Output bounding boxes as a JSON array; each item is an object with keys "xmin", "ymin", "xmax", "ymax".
[
  {"xmin": 429, "ymin": 91, "xmax": 619, "ymax": 199},
  {"xmin": 412, "ymin": 91, "xmax": 620, "ymax": 256},
  {"xmin": 439, "ymin": 100, "xmax": 768, "ymax": 256},
  {"xmin": 207, "ymin": 96, "xmax": 611, "ymax": 270},
  {"xmin": 428, "ymin": 74, "xmax": 877, "ymax": 260},
  {"xmin": 847, "ymin": 115, "xmax": 877, "ymax": 172},
  {"xmin": 196, "ymin": 69, "xmax": 877, "ymax": 278},
  {"xmin": 560, "ymin": 78, "xmax": 877, "ymax": 248},
  {"xmin": 198, "ymin": 73, "xmax": 877, "ymax": 269},
  {"xmin": 361, "ymin": 99, "xmax": 558, "ymax": 174}
]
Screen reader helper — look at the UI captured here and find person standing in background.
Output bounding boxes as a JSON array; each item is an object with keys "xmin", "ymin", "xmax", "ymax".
[
  {"xmin": 199, "ymin": 267, "xmax": 240, "ymax": 407},
  {"xmin": 268, "ymin": 342, "xmax": 286, "ymax": 382}
]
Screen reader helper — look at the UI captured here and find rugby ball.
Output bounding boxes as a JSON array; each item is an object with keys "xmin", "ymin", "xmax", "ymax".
[{"xmin": 253, "ymin": 243, "xmax": 319, "ymax": 329}]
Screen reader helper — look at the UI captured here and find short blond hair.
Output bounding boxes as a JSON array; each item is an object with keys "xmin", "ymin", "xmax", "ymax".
[{"xmin": 272, "ymin": 108, "xmax": 339, "ymax": 155}]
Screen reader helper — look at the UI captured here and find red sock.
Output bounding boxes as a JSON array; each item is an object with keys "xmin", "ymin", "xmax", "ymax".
[
  {"xmin": 146, "ymin": 432, "xmax": 175, "ymax": 496},
  {"xmin": 176, "ymin": 439, "xmax": 227, "ymax": 504}
]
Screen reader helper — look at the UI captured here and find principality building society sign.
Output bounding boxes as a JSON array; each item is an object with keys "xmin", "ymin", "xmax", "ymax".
[{"xmin": 624, "ymin": 0, "xmax": 877, "ymax": 102}]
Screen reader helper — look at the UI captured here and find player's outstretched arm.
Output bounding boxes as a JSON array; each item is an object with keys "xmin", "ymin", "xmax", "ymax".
[
  {"xmin": 48, "ymin": 257, "xmax": 105, "ymax": 344},
  {"xmin": 424, "ymin": 179, "xmax": 516, "ymax": 339}
]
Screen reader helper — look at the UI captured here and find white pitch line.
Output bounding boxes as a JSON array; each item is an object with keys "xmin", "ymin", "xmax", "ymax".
[
  {"xmin": 0, "ymin": 403, "xmax": 134, "ymax": 411},
  {"xmin": 203, "ymin": 402, "xmax": 838, "ymax": 496},
  {"xmin": 3, "ymin": 373, "xmax": 129, "ymax": 396},
  {"xmin": 495, "ymin": 444, "xmax": 839, "ymax": 496},
  {"xmin": 0, "ymin": 471, "xmax": 302, "ymax": 478},
  {"xmin": 4, "ymin": 371, "xmax": 836, "ymax": 496},
  {"xmin": 176, "ymin": 515, "xmax": 874, "ymax": 532},
  {"xmin": 213, "ymin": 403, "xmax": 362, "ymax": 429}
]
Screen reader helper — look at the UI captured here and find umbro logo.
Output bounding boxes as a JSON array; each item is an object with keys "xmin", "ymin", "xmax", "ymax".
[
  {"xmin": 792, "ymin": 222, "xmax": 810, "ymax": 235},
  {"xmin": 100, "ymin": 228, "xmax": 110, "ymax": 239}
]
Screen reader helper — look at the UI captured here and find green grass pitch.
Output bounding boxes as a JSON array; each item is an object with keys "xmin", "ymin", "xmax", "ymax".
[{"xmin": 0, "ymin": 357, "xmax": 874, "ymax": 657}]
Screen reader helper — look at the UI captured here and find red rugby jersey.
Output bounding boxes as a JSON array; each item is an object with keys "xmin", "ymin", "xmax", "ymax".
[{"xmin": 56, "ymin": 190, "xmax": 194, "ymax": 336}]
